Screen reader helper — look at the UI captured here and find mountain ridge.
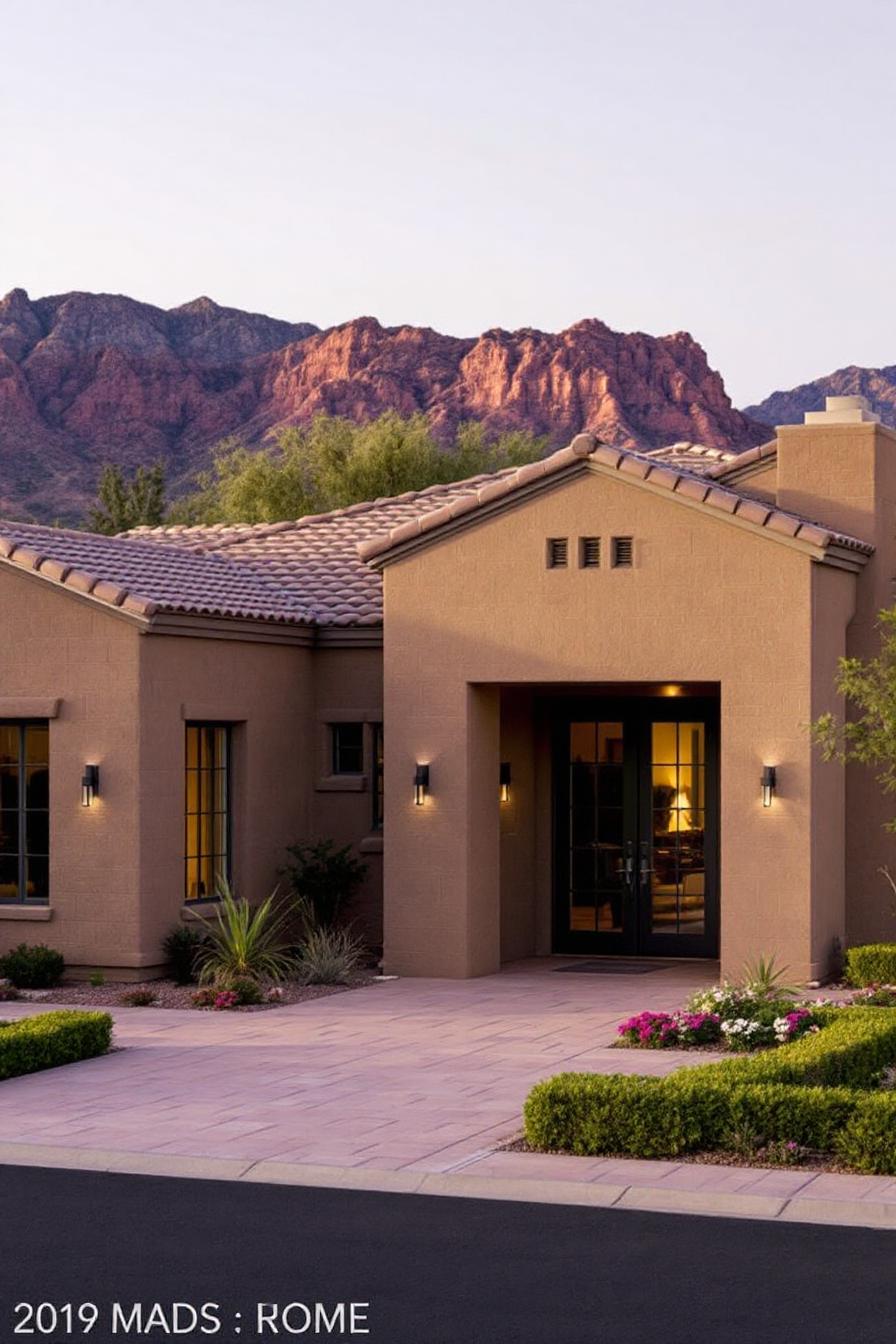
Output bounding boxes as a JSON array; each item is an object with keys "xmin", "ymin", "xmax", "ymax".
[{"xmin": 0, "ymin": 288, "xmax": 767, "ymax": 521}]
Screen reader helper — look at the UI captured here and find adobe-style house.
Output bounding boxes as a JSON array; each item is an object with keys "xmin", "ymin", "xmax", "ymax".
[{"xmin": 0, "ymin": 395, "xmax": 892, "ymax": 983}]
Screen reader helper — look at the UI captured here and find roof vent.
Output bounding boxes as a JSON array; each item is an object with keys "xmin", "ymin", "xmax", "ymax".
[{"xmin": 804, "ymin": 395, "xmax": 880, "ymax": 426}]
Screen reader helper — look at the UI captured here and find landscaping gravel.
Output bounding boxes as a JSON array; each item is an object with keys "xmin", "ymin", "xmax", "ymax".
[{"xmin": 17, "ymin": 974, "xmax": 376, "ymax": 1011}]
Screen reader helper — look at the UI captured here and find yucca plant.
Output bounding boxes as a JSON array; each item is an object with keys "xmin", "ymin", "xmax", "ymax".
[
  {"xmin": 295, "ymin": 924, "xmax": 364, "ymax": 985},
  {"xmin": 740, "ymin": 953, "xmax": 799, "ymax": 1000},
  {"xmin": 193, "ymin": 881, "xmax": 297, "ymax": 986}
]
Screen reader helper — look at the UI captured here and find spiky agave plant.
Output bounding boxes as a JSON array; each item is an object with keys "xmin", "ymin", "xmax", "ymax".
[
  {"xmin": 193, "ymin": 880, "xmax": 297, "ymax": 986},
  {"xmin": 740, "ymin": 953, "xmax": 799, "ymax": 1000}
]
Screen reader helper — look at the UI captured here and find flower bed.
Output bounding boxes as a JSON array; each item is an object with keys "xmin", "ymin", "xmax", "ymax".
[
  {"xmin": 524, "ymin": 1007, "xmax": 896, "ymax": 1173},
  {"xmin": 616, "ymin": 985, "xmax": 822, "ymax": 1053}
]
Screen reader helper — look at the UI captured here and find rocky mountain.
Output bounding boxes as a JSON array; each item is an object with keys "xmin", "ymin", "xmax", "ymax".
[
  {"xmin": 0, "ymin": 288, "xmax": 768, "ymax": 521},
  {"xmin": 745, "ymin": 367, "xmax": 896, "ymax": 429}
]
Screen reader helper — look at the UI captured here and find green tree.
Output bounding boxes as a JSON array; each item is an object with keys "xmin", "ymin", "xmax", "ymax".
[
  {"xmin": 172, "ymin": 412, "xmax": 548, "ymax": 526},
  {"xmin": 87, "ymin": 462, "xmax": 167, "ymax": 534},
  {"xmin": 812, "ymin": 607, "xmax": 896, "ymax": 830}
]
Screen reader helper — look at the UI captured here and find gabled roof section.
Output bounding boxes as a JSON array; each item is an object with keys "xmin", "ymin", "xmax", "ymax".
[
  {"xmin": 358, "ymin": 434, "xmax": 874, "ymax": 572},
  {"xmin": 0, "ymin": 521, "xmax": 314, "ymax": 627},
  {"xmin": 126, "ymin": 469, "xmax": 521, "ymax": 627},
  {"xmin": 643, "ymin": 442, "xmax": 740, "ymax": 473}
]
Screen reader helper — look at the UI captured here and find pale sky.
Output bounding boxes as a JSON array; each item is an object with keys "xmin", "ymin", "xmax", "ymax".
[{"xmin": 3, "ymin": 0, "xmax": 895, "ymax": 406}]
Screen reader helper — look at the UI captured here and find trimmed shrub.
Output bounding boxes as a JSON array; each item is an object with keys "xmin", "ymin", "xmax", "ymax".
[
  {"xmin": 162, "ymin": 925, "xmax": 207, "ymax": 985},
  {"xmin": 682, "ymin": 1006, "xmax": 896, "ymax": 1089},
  {"xmin": 0, "ymin": 1010, "xmax": 112, "ymax": 1081},
  {"xmin": 524, "ymin": 1008, "xmax": 896, "ymax": 1161},
  {"xmin": 836, "ymin": 1093, "xmax": 896, "ymax": 1174},
  {"xmin": 845, "ymin": 944, "xmax": 896, "ymax": 988},
  {"xmin": 0, "ymin": 943, "xmax": 65, "ymax": 989}
]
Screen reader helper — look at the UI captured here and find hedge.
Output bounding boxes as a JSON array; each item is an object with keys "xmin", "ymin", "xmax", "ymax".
[
  {"xmin": 845, "ymin": 944, "xmax": 896, "ymax": 988},
  {"xmin": 523, "ymin": 1007, "xmax": 896, "ymax": 1171},
  {"xmin": 0, "ymin": 1011, "xmax": 113, "ymax": 1081}
]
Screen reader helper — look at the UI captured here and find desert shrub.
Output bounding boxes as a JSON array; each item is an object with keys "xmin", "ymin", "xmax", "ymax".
[
  {"xmin": 836, "ymin": 1093, "xmax": 896, "ymax": 1173},
  {"xmin": 88, "ymin": 971, "xmax": 105, "ymax": 988},
  {"xmin": 282, "ymin": 839, "xmax": 367, "ymax": 928},
  {"xmin": 296, "ymin": 924, "xmax": 364, "ymax": 985},
  {"xmin": 118, "ymin": 989, "xmax": 157, "ymax": 1007},
  {"xmin": 0, "ymin": 943, "xmax": 65, "ymax": 989},
  {"xmin": 0, "ymin": 980, "xmax": 19, "ymax": 1002},
  {"xmin": 845, "ymin": 944, "xmax": 896, "ymax": 988},
  {"xmin": 0, "ymin": 1010, "xmax": 112, "ymax": 1080},
  {"xmin": 163, "ymin": 925, "xmax": 208, "ymax": 985},
  {"xmin": 229, "ymin": 976, "xmax": 263, "ymax": 1006},
  {"xmin": 192, "ymin": 882, "xmax": 296, "ymax": 985}
]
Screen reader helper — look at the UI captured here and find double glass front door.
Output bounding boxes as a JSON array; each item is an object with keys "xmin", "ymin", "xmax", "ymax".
[{"xmin": 554, "ymin": 699, "xmax": 718, "ymax": 957}]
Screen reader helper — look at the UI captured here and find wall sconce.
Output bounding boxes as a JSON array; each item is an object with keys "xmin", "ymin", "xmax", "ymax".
[
  {"xmin": 761, "ymin": 765, "xmax": 777, "ymax": 808},
  {"xmin": 81, "ymin": 764, "xmax": 100, "ymax": 807},
  {"xmin": 414, "ymin": 763, "xmax": 429, "ymax": 806},
  {"xmin": 500, "ymin": 762, "xmax": 512, "ymax": 803}
]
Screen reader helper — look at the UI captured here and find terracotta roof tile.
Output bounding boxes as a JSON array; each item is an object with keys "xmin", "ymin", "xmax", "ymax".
[{"xmin": 0, "ymin": 437, "xmax": 874, "ymax": 635}]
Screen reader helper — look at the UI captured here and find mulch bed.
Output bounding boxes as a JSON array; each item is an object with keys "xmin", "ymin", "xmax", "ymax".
[
  {"xmin": 499, "ymin": 1134, "xmax": 845, "ymax": 1173},
  {"xmin": 16, "ymin": 973, "xmax": 376, "ymax": 1012}
]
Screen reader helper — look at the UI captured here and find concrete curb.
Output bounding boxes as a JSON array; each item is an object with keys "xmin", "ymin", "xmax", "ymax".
[{"xmin": 1, "ymin": 1140, "xmax": 895, "ymax": 1229}]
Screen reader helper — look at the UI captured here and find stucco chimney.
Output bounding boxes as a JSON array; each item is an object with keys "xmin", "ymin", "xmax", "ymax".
[{"xmin": 803, "ymin": 395, "xmax": 880, "ymax": 426}]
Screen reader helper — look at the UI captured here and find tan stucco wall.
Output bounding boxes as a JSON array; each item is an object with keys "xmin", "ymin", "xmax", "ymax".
[
  {"xmin": 0, "ymin": 559, "xmax": 385, "ymax": 973},
  {"xmin": 777, "ymin": 423, "xmax": 896, "ymax": 949},
  {"xmin": 382, "ymin": 466, "xmax": 854, "ymax": 981},
  {"xmin": 0, "ymin": 568, "xmax": 144, "ymax": 968},
  {"xmin": 311, "ymin": 647, "xmax": 384, "ymax": 947}
]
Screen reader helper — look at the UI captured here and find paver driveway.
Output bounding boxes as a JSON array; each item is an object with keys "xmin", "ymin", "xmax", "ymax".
[{"xmin": 0, "ymin": 959, "xmax": 716, "ymax": 1171}]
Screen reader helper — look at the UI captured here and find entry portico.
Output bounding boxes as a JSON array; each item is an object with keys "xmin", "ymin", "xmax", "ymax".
[{"xmin": 365, "ymin": 430, "xmax": 868, "ymax": 983}]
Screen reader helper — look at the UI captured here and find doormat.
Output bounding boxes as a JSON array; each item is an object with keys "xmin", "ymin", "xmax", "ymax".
[{"xmin": 554, "ymin": 960, "xmax": 673, "ymax": 975}]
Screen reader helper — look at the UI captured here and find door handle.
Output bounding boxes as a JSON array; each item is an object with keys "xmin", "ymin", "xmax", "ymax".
[
  {"xmin": 624, "ymin": 841, "xmax": 635, "ymax": 891},
  {"xmin": 639, "ymin": 842, "xmax": 653, "ymax": 888}
]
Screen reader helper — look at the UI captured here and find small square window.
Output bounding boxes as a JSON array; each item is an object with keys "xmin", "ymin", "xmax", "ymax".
[
  {"xmin": 580, "ymin": 537, "xmax": 601, "ymax": 568},
  {"xmin": 331, "ymin": 723, "xmax": 364, "ymax": 774},
  {"xmin": 612, "ymin": 536, "xmax": 634, "ymax": 568},
  {"xmin": 546, "ymin": 538, "xmax": 568, "ymax": 568}
]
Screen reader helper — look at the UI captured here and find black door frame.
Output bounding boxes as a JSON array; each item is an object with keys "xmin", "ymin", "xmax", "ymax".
[{"xmin": 552, "ymin": 695, "xmax": 720, "ymax": 958}]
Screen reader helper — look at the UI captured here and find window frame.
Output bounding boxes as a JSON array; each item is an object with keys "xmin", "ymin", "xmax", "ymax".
[
  {"xmin": 371, "ymin": 722, "xmax": 384, "ymax": 830},
  {"xmin": 184, "ymin": 722, "xmax": 232, "ymax": 903},
  {"xmin": 0, "ymin": 720, "xmax": 50, "ymax": 906},
  {"xmin": 330, "ymin": 722, "xmax": 365, "ymax": 776}
]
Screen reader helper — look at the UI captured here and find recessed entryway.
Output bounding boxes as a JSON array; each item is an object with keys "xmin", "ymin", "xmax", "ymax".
[{"xmin": 553, "ymin": 695, "xmax": 719, "ymax": 959}]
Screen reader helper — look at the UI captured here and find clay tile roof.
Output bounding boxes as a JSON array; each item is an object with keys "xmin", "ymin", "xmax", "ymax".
[
  {"xmin": 0, "ymin": 522, "xmax": 314, "ymax": 626},
  {"xmin": 0, "ymin": 437, "xmax": 874, "ymax": 635}
]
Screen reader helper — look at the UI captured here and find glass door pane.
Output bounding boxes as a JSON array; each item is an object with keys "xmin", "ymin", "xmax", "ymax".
[
  {"xmin": 649, "ymin": 721, "xmax": 706, "ymax": 937},
  {"xmin": 567, "ymin": 721, "xmax": 625, "ymax": 936}
]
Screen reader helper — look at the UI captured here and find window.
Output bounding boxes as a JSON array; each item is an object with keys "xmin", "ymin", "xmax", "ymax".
[
  {"xmin": 612, "ymin": 536, "xmax": 634, "ymax": 568},
  {"xmin": 0, "ymin": 722, "xmax": 49, "ymax": 904},
  {"xmin": 185, "ymin": 724, "xmax": 231, "ymax": 901},
  {"xmin": 546, "ymin": 538, "xmax": 568, "ymax": 568},
  {"xmin": 580, "ymin": 537, "xmax": 601, "ymax": 568},
  {"xmin": 331, "ymin": 722, "xmax": 364, "ymax": 775},
  {"xmin": 371, "ymin": 723, "xmax": 384, "ymax": 830}
]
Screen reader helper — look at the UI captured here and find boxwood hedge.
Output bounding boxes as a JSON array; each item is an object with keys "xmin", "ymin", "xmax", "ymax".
[
  {"xmin": 523, "ymin": 1007, "xmax": 896, "ymax": 1173},
  {"xmin": 0, "ymin": 1010, "xmax": 113, "ymax": 1081},
  {"xmin": 844, "ymin": 944, "xmax": 896, "ymax": 988}
]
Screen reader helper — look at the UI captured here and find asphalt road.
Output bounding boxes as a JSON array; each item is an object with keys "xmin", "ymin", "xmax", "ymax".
[{"xmin": 0, "ymin": 1165, "xmax": 892, "ymax": 1344}]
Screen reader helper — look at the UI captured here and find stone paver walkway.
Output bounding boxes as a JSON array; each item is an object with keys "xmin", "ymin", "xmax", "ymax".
[{"xmin": 2, "ymin": 957, "xmax": 894, "ymax": 1228}]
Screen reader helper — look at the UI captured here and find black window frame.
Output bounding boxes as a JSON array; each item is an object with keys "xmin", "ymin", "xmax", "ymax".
[
  {"xmin": 330, "ymin": 722, "xmax": 365, "ymax": 776},
  {"xmin": 0, "ymin": 720, "xmax": 50, "ymax": 906},
  {"xmin": 184, "ymin": 722, "xmax": 232, "ymax": 903},
  {"xmin": 371, "ymin": 722, "xmax": 384, "ymax": 830}
]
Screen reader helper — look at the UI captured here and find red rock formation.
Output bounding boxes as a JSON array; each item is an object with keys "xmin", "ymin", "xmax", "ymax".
[{"xmin": 0, "ymin": 289, "xmax": 767, "ymax": 521}]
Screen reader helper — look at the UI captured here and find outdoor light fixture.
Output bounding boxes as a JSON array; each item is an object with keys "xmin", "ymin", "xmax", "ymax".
[
  {"xmin": 761, "ymin": 765, "xmax": 777, "ymax": 808},
  {"xmin": 500, "ymin": 761, "xmax": 512, "ymax": 803},
  {"xmin": 414, "ymin": 763, "xmax": 429, "ymax": 806},
  {"xmin": 81, "ymin": 764, "xmax": 99, "ymax": 808}
]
